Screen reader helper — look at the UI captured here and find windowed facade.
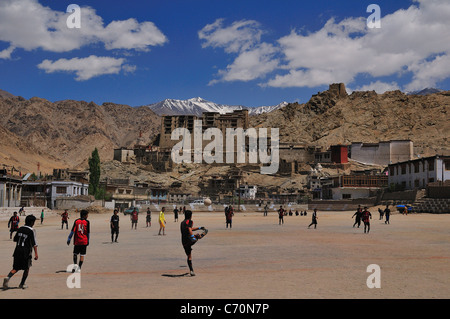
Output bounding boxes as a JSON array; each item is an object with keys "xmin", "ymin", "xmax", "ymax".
[
  {"xmin": 388, "ymin": 156, "xmax": 449, "ymax": 190},
  {"xmin": 56, "ymin": 186, "xmax": 67, "ymax": 194}
]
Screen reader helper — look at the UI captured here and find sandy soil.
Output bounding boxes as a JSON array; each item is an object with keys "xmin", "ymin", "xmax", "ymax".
[{"xmin": 0, "ymin": 209, "xmax": 449, "ymax": 299}]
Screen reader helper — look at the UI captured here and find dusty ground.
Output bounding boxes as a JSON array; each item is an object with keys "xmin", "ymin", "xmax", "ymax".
[{"xmin": 0, "ymin": 209, "xmax": 449, "ymax": 299}]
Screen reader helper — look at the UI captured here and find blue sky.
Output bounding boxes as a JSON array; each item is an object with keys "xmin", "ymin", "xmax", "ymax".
[{"xmin": 1, "ymin": 0, "xmax": 449, "ymax": 108}]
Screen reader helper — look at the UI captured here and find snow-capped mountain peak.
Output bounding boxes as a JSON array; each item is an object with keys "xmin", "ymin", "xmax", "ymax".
[
  {"xmin": 145, "ymin": 97, "xmax": 287, "ymax": 117},
  {"xmin": 188, "ymin": 97, "xmax": 206, "ymax": 103}
]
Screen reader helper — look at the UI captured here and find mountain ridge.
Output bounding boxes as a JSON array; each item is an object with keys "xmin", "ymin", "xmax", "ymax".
[
  {"xmin": 144, "ymin": 97, "xmax": 288, "ymax": 116},
  {"xmin": 0, "ymin": 85, "xmax": 449, "ymax": 175},
  {"xmin": 0, "ymin": 95, "xmax": 161, "ymax": 173},
  {"xmin": 250, "ymin": 85, "xmax": 450, "ymax": 157},
  {"xmin": 406, "ymin": 88, "xmax": 443, "ymax": 96}
]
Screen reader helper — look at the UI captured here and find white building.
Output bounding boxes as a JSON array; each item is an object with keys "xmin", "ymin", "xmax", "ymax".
[
  {"xmin": 168, "ymin": 192, "xmax": 192, "ymax": 202},
  {"xmin": 330, "ymin": 174, "xmax": 388, "ymax": 200},
  {"xmin": 0, "ymin": 171, "xmax": 22, "ymax": 208},
  {"xmin": 236, "ymin": 185, "xmax": 258, "ymax": 200},
  {"xmin": 51, "ymin": 180, "xmax": 88, "ymax": 199},
  {"xmin": 350, "ymin": 140, "xmax": 413, "ymax": 166},
  {"xmin": 388, "ymin": 155, "xmax": 450, "ymax": 190},
  {"xmin": 23, "ymin": 181, "xmax": 88, "ymax": 209},
  {"xmin": 331, "ymin": 187, "xmax": 378, "ymax": 200},
  {"xmin": 307, "ymin": 164, "xmax": 339, "ymax": 199}
]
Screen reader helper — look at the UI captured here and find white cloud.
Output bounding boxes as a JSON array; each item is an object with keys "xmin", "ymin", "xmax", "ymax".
[
  {"xmin": 0, "ymin": 0, "xmax": 167, "ymax": 55},
  {"xmin": 200, "ymin": 19, "xmax": 279, "ymax": 83},
  {"xmin": 122, "ymin": 64, "xmax": 137, "ymax": 74},
  {"xmin": 198, "ymin": 18, "xmax": 263, "ymax": 54},
  {"xmin": 266, "ymin": 68, "xmax": 356, "ymax": 88},
  {"xmin": 350, "ymin": 81, "xmax": 401, "ymax": 94},
  {"xmin": 0, "ymin": 45, "xmax": 15, "ymax": 59},
  {"xmin": 37, "ymin": 55, "xmax": 133, "ymax": 81},
  {"xmin": 200, "ymin": 0, "xmax": 450, "ymax": 91},
  {"xmin": 211, "ymin": 43, "xmax": 279, "ymax": 84},
  {"xmin": 405, "ymin": 54, "xmax": 450, "ymax": 91},
  {"xmin": 101, "ymin": 19, "xmax": 168, "ymax": 51}
]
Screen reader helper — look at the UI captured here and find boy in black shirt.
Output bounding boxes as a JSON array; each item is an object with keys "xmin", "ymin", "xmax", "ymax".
[
  {"xmin": 110, "ymin": 209, "xmax": 120, "ymax": 243},
  {"xmin": 180, "ymin": 210, "xmax": 207, "ymax": 276},
  {"xmin": 3, "ymin": 215, "xmax": 38, "ymax": 289},
  {"xmin": 278, "ymin": 206, "xmax": 284, "ymax": 225},
  {"xmin": 308, "ymin": 208, "xmax": 318, "ymax": 229},
  {"xmin": 352, "ymin": 205, "xmax": 363, "ymax": 228},
  {"xmin": 384, "ymin": 205, "xmax": 391, "ymax": 224}
]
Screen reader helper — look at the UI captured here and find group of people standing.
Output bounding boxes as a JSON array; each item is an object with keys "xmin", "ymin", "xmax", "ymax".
[
  {"xmin": 109, "ymin": 205, "xmax": 189, "ymax": 239},
  {"xmin": 271, "ymin": 204, "xmax": 391, "ymax": 233},
  {"xmin": 109, "ymin": 206, "xmax": 168, "ymax": 239},
  {"xmin": 275, "ymin": 205, "xmax": 318, "ymax": 228},
  {"xmin": 377, "ymin": 206, "xmax": 392, "ymax": 222}
]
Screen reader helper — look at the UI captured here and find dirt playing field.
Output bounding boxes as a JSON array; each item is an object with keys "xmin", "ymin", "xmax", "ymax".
[{"xmin": 0, "ymin": 209, "xmax": 449, "ymax": 299}]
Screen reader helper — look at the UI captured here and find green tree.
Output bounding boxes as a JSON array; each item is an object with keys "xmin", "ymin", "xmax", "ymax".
[{"xmin": 88, "ymin": 148, "xmax": 101, "ymax": 197}]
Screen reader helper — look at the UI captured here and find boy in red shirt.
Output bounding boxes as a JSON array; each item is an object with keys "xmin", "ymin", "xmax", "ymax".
[
  {"xmin": 225, "ymin": 205, "xmax": 234, "ymax": 229},
  {"xmin": 362, "ymin": 207, "xmax": 372, "ymax": 234},
  {"xmin": 8, "ymin": 211, "xmax": 20, "ymax": 239},
  {"xmin": 61, "ymin": 209, "xmax": 69, "ymax": 230},
  {"xmin": 67, "ymin": 210, "xmax": 90, "ymax": 272},
  {"xmin": 131, "ymin": 208, "xmax": 138, "ymax": 230}
]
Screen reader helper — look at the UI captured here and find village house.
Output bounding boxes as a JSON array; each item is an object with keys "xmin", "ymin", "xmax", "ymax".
[
  {"xmin": 388, "ymin": 155, "xmax": 449, "ymax": 190},
  {"xmin": 236, "ymin": 184, "xmax": 258, "ymax": 200},
  {"xmin": 22, "ymin": 180, "xmax": 88, "ymax": 209},
  {"xmin": 331, "ymin": 173, "xmax": 388, "ymax": 200},
  {"xmin": 21, "ymin": 168, "xmax": 89, "ymax": 209},
  {"xmin": 100, "ymin": 178, "xmax": 169, "ymax": 212},
  {"xmin": 307, "ymin": 164, "xmax": 340, "ymax": 199},
  {"xmin": 0, "ymin": 169, "xmax": 22, "ymax": 208}
]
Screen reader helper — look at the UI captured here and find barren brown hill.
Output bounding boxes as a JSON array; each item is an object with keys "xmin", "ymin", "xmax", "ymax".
[
  {"xmin": 0, "ymin": 124, "xmax": 65, "ymax": 174},
  {"xmin": 250, "ymin": 84, "xmax": 450, "ymax": 157},
  {"xmin": 0, "ymin": 94, "xmax": 160, "ymax": 173},
  {"xmin": 0, "ymin": 88, "xmax": 16, "ymax": 99}
]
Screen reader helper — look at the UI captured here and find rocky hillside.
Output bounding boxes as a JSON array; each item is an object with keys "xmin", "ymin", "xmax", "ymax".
[
  {"xmin": 0, "ymin": 95, "xmax": 161, "ymax": 173},
  {"xmin": 250, "ymin": 84, "xmax": 450, "ymax": 157},
  {"xmin": 1, "ymin": 84, "xmax": 449, "ymax": 176}
]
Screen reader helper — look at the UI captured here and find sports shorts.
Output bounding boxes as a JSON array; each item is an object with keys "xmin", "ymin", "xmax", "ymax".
[
  {"xmin": 13, "ymin": 255, "xmax": 32, "ymax": 270},
  {"xmin": 73, "ymin": 245, "xmax": 87, "ymax": 256}
]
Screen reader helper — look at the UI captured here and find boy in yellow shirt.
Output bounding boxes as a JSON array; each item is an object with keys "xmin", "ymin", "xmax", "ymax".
[{"xmin": 158, "ymin": 207, "xmax": 166, "ymax": 235}]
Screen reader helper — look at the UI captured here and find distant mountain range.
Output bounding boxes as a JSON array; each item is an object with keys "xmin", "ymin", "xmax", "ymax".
[
  {"xmin": 407, "ymin": 88, "xmax": 443, "ymax": 96},
  {"xmin": 144, "ymin": 97, "xmax": 288, "ymax": 116}
]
